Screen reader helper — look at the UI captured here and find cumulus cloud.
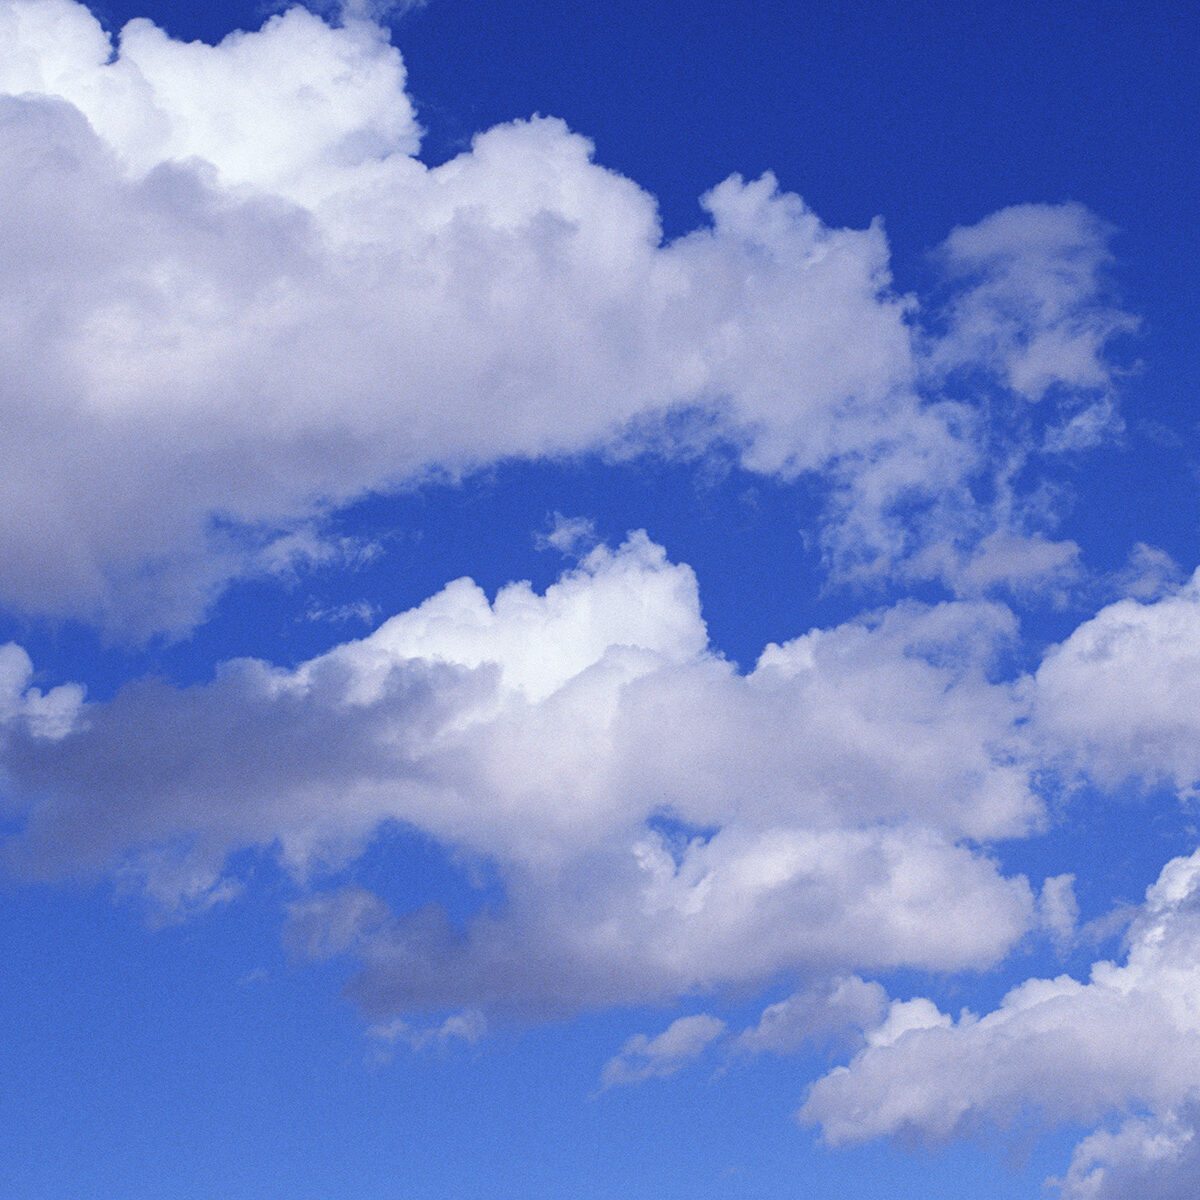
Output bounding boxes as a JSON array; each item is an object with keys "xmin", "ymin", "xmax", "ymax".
[
  {"xmin": 0, "ymin": 0, "xmax": 1132, "ymax": 633},
  {"xmin": 2, "ymin": 534, "xmax": 1039, "ymax": 1009},
  {"xmin": 1032, "ymin": 568, "xmax": 1200, "ymax": 794},
  {"xmin": 1056, "ymin": 1103, "xmax": 1200, "ymax": 1200},
  {"xmin": 800, "ymin": 847, "xmax": 1200, "ymax": 1198},
  {"xmin": 0, "ymin": 6, "xmax": 1186, "ymax": 1198},
  {"xmin": 0, "ymin": 643, "xmax": 83, "ymax": 741},
  {"xmin": 599, "ymin": 1013, "xmax": 727, "ymax": 1089}
]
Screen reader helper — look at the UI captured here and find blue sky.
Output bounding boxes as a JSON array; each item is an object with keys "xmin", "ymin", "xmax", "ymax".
[{"xmin": 1, "ymin": 0, "xmax": 1199, "ymax": 1196}]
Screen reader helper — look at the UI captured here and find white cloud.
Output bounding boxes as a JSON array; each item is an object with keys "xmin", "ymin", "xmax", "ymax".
[
  {"xmin": 302, "ymin": 598, "xmax": 381, "ymax": 626},
  {"xmin": 0, "ymin": 0, "xmax": 1133, "ymax": 633},
  {"xmin": 0, "ymin": 0, "xmax": 421, "ymax": 200},
  {"xmin": 0, "ymin": 2, "xmax": 1179, "ymax": 1192},
  {"xmin": 0, "ymin": 642, "xmax": 84, "ymax": 740},
  {"xmin": 1111, "ymin": 543, "xmax": 1185, "ymax": 603},
  {"xmin": 114, "ymin": 844, "xmax": 244, "ymax": 924},
  {"xmin": 3, "ymin": 534, "xmax": 1039, "ymax": 1010},
  {"xmin": 599, "ymin": 1013, "xmax": 727, "ymax": 1089},
  {"xmin": 861, "ymin": 996, "xmax": 951, "ymax": 1051},
  {"xmin": 1056, "ymin": 1103, "xmax": 1200, "ymax": 1200},
  {"xmin": 799, "ymin": 847, "xmax": 1200, "ymax": 1192},
  {"xmin": 1038, "ymin": 873, "xmax": 1080, "ymax": 949},
  {"xmin": 367, "ymin": 1008, "xmax": 486, "ymax": 1056},
  {"xmin": 535, "ymin": 513, "xmax": 598, "ymax": 557},
  {"xmin": 930, "ymin": 202, "xmax": 1135, "ymax": 404},
  {"xmin": 734, "ymin": 976, "xmax": 889, "ymax": 1056},
  {"xmin": 1032, "ymin": 569, "xmax": 1200, "ymax": 794}
]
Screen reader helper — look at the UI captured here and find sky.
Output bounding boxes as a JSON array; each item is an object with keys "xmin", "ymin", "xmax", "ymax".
[{"xmin": 0, "ymin": 0, "xmax": 1199, "ymax": 1196}]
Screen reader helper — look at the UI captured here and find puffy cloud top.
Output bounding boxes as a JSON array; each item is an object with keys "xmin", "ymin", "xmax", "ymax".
[{"xmin": 1034, "ymin": 569, "xmax": 1200, "ymax": 793}]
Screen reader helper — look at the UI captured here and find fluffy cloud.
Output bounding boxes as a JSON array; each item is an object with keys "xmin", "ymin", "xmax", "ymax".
[
  {"xmin": 0, "ymin": 3, "xmax": 1184, "ymax": 1195},
  {"xmin": 800, "ymin": 848, "xmax": 1200, "ymax": 1198},
  {"xmin": 3, "ymin": 534, "xmax": 1039, "ymax": 1012},
  {"xmin": 0, "ymin": 0, "xmax": 1131, "ymax": 632},
  {"xmin": 1032, "ymin": 569, "xmax": 1200, "ymax": 794},
  {"xmin": 0, "ymin": 643, "xmax": 83, "ymax": 740},
  {"xmin": 1056, "ymin": 1103, "xmax": 1200, "ymax": 1200}
]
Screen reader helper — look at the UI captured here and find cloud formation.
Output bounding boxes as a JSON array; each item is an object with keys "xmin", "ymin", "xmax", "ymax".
[
  {"xmin": 5, "ymin": 534, "xmax": 1040, "ymax": 1012},
  {"xmin": 734, "ymin": 976, "xmax": 890, "ymax": 1057},
  {"xmin": 599, "ymin": 1013, "xmax": 727, "ymax": 1089},
  {"xmin": 801, "ymin": 848, "xmax": 1200, "ymax": 1195},
  {"xmin": 0, "ymin": 643, "xmax": 84, "ymax": 741},
  {"xmin": 0, "ymin": 0, "xmax": 1130, "ymax": 633},
  {"xmin": 0, "ymin": 3, "xmax": 1180, "ymax": 1194}
]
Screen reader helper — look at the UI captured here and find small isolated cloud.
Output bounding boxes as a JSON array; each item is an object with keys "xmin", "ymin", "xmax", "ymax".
[
  {"xmin": 258, "ymin": 529, "xmax": 382, "ymax": 580},
  {"xmin": 930, "ymin": 202, "xmax": 1135, "ymax": 403},
  {"xmin": 735, "ymin": 976, "xmax": 889, "ymax": 1057},
  {"xmin": 367, "ymin": 1008, "xmax": 486, "ymax": 1058},
  {"xmin": 599, "ymin": 1013, "xmax": 727, "ymax": 1090},
  {"xmin": 302, "ymin": 599, "xmax": 381, "ymax": 626},
  {"xmin": 535, "ymin": 513, "xmax": 598, "ymax": 557},
  {"xmin": 113, "ymin": 846, "xmax": 244, "ymax": 924}
]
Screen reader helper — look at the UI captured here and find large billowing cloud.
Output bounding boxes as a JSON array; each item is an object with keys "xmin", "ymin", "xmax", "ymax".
[
  {"xmin": 3, "ymin": 533, "xmax": 1039, "ymax": 1007},
  {"xmin": 0, "ymin": 0, "xmax": 1129, "ymax": 633}
]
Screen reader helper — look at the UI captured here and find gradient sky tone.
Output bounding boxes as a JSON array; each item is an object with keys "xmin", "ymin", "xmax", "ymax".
[{"xmin": 1, "ymin": 1, "xmax": 1199, "ymax": 1197}]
